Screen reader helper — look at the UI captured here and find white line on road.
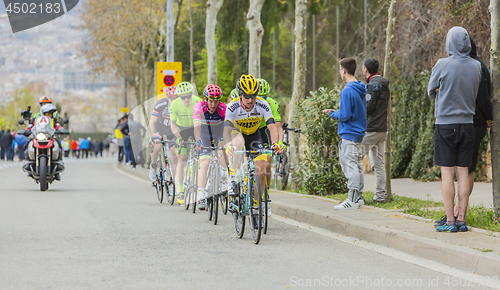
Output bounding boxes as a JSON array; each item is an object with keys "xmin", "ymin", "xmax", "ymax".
[
  {"xmin": 112, "ymin": 163, "xmax": 151, "ymax": 185},
  {"xmin": 273, "ymin": 215, "xmax": 500, "ymax": 289}
]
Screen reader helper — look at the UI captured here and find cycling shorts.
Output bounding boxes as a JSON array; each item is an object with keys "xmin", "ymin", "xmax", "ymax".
[
  {"xmin": 177, "ymin": 125, "xmax": 195, "ymax": 155},
  {"xmin": 199, "ymin": 134, "xmax": 224, "ymax": 158},
  {"xmin": 232, "ymin": 130, "xmax": 267, "ymax": 161}
]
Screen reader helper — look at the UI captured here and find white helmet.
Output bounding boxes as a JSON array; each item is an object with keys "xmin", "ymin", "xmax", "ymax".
[{"xmin": 40, "ymin": 104, "xmax": 57, "ymax": 116}]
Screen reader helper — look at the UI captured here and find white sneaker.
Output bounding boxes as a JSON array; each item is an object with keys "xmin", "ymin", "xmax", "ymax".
[
  {"xmin": 197, "ymin": 199, "xmax": 206, "ymax": 210},
  {"xmin": 334, "ymin": 200, "xmax": 359, "ymax": 210},
  {"xmin": 356, "ymin": 198, "xmax": 365, "ymax": 206},
  {"xmin": 149, "ymin": 166, "xmax": 157, "ymax": 182}
]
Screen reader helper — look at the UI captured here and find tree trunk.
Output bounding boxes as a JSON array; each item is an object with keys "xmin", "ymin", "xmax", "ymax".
[
  {"xmin": 287, "ymin": 0, "xmax": 308, "ymax": 190},
  {"xmin": 188, "ymin": 0, "xmax": 194, "ymax": 82},
  {"xmin": 490, "ymin": 0, "xmax": 500, "ymax": 221},
  {"xmin": 205, "ymin": 0, "xmax": 224, "ymax": 85},
  {"xmin": 383, "ymin": 0, "xmax": 396, "ymax": 202},
  {"xmin": 246, "ymin": 0, "xmax": 266, "ymax": 77}
]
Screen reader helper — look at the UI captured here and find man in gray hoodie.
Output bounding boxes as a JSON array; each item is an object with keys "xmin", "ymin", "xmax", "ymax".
[{"xmin": 428, "ymin": 26, "xmax": 481, "ymax": 233}]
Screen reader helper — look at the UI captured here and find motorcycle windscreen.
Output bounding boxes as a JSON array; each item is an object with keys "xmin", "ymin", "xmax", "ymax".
[{"xmin": 33, "ymin": 116, "xmax": 56, "ymax": 135}]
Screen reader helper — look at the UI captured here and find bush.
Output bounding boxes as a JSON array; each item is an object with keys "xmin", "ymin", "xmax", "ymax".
[{"xmin": 294, "ymin": 87, "xmax": 347, "ymax": 196}]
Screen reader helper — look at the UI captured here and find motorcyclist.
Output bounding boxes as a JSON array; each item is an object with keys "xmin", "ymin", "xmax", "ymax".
[
  {"xmin": 24, "ymin": 104, "xmax": 65, "ymax": 180},
  {"xmin": 31, "ymin": 96, "xmax": 63, "ymax": 125}
]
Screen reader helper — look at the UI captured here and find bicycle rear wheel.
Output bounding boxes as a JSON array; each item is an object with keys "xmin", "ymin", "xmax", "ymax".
[
  {"xmin": 191, "ymin": 160, "xmax": 198, "ymax": 214},
  {"xmin": 220, "ymin": 191, "xmax": 228, "ymax": 215},
  {"xmin": 263, "ymin": 186, "xmax": 268, "ymax": 234},
  {"xmin": 213, "ymin": 194, "xmax": 219, "ymax": 225},
  {"xmin": 273, "ymin": 155, "xmax": 282, "ymax": 190},
  {"xmin": 280, "ymin": 153, "xmax": 290, "ymax": 190},
  {"xmin": 184, "ymin": 160, "xmax": 192, "ymax": 210},
  {"xmin": 249, "ymin": 174, "xmax": 262, "ymax": 244}
]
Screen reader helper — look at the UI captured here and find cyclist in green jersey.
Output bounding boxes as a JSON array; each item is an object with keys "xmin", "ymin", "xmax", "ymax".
[
  {"xmin": 257, "ymin": 78, "xmax": 284, "ymax": 215},
  {"xmin": 170, "ymin": 82, "xmax": 202, "ymax": 205}
]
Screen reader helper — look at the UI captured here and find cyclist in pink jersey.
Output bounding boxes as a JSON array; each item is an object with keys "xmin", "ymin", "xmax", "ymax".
[{"xmin": 193, "ymin": 84, "xmax": 228, "ymax": 210}]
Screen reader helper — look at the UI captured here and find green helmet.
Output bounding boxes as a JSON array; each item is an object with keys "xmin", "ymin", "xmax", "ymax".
[
  {"xmin": 229, "ymin": 89, "xmax": 238, "ymax": 100},
  {"xmin": 175, "ymin": 82, "xmax": 194, "ymax": 95},
  {"xmin": 257, "ymin": 78, "xmax": 271, "ymax": 97}
]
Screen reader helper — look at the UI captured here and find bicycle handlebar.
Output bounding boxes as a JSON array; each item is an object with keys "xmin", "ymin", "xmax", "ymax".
[
  {"xmin": 282, "ymin": 123, "xmax": 300, "ymax": 133},
  {"xmin": 234, "ymin": 149, "xmax": 274, "ymax": 155}
]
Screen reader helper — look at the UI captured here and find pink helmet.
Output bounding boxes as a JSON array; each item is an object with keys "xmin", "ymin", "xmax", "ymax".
[
  {"xmin": 203, "ymin": 84, "xmax": 222, "ymax": 100},
  {"xmin": 165, "ymin": 86, "xmax": 177, "ymax": 100}
]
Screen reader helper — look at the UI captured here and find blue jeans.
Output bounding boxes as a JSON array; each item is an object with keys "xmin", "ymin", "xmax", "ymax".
[
  {"xmin": 18, "ymin": 147, "xmax": 25, "ymax": 160},
  {"xmin": 123, "ymin": 136, "xmax": 132, "ymax": 163}
]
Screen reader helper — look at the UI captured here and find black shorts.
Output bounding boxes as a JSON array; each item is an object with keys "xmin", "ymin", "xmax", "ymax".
[
  {"xmin": 154, "ymin": 125, "xmax": 174, "ymax": 142},
  {"xmin": 434, "ymin": 124, "xmax": 474, "ymax": 167},
  {"xmin": 243, "ymin": 131, "xmax": 264, "ymax": 151},
  {"xmin": 259, "ymin": 127, "xmax": 271, "ymax": 147},
  {"xmin": 469, "ymin": 126, "xmax": 487, "ymax": 173},
  {"xmin": 178, "ymin": 125, "xmax": 195, "ymax": 141}
]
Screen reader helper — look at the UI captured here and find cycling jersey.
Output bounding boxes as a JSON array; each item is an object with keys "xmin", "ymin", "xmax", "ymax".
[
  {"xmin": 193, "ymin": 100, "xmax": 226, "ymax": 141},
  {"xmin": 170, "ymin": 96, "xmax": 202, "ymax": 128},
  {"xmin": 224, "ymin": 97, "xmax": 275, "ymax": 135},
  {"xmin": 152, "ymin": 98, "xmax": 172, "ymax": 128},
  {"xmin": 258, "ymin": 97, "xmax": 281, "ymax": 129}
]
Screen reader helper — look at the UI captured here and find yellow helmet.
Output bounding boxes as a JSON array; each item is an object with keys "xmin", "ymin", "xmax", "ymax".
[{"xmin": 236, "ymin": 74, "xmax": 259, "ymax": 96}]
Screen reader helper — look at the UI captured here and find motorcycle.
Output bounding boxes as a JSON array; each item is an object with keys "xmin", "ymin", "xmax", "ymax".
[{"xmin": 18, "ymin": 113, "xmax": 69, "ymax": 191}]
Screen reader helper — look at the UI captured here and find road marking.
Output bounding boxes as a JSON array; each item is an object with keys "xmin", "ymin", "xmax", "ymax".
[{"xmin": 273, "ymin": 215, "xmax": 499, "ymax": 289}]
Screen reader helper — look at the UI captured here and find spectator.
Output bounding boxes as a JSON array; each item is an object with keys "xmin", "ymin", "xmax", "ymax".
[
  {"xmin": 62, "ymin": 137, "xmax": 70, "ymax": 158},
  {"xmin": 0, "ymin": 126, "xmax": 6, "ymax": 160},
  {"xmin": 97, "ymin": 139, "xmax": 104, "ymax": 157},
  {"xmin": 71, "ymin": 139, "xmax": 78, "ymax": 158},
  {"xmin": 128, "ymin": 113, "xmax": 146, "ymax": 169},
  {"xmin": 361, "ymin": 58, "xmax": 390, "ymax": 203},
  {"xmin": 80, "ymin": 137, "xmax": 90, "ymax": 158},
  {"xmin": 1, "ymin": 129, "xmax": 14, "ymax": 161},
  {"xmin": 115, "ymin": 119, "xmax": 125, "ymax": 163},
  {"xmin": 323, "ymin": 58, "xmax": 367, "ymax": 210},
  {"xmin": 88, "ymin": 138, "xmax": 94, "ymax": 158},
  {"xmin": 15, "ymin": 133, "xmax": 28, "ymax": 161},
  {"xmin": 104, "ymin": 137, "xmax": 111, "ymax": 156},
  {"xmin": 120, "ymin": 115, "xmax": 132, "ymax": 165},
  {"xmin": 427, "ymin": 26, "xmax": 481, "ymax": 233}
]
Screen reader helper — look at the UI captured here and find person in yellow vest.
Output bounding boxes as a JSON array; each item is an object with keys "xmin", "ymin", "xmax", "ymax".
[{"xmin": 115, "ymin": 118, "xmax": 125, "ymax": 163}]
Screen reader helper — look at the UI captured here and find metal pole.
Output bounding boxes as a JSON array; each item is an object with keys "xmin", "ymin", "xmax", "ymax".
[
  {"xmin": 166, "ymin": 0, "xmax": 174, "ymax": 62},
  {"xmin": 336, "ymin": 6, "xmax": 340, "ymax": 85},
  {"xmin": 364, "ymin": 0, "xmax": 367, "ymax": 58},
  {"xmin": 273, "ymin": 30, "xmax": 276, "ymax": 92},
  {"xmin": 312, "ymin": 14, "xmax": 316, "ymax": 91},
  {"xmin": 291, "ymin": 29, "xmax": 294, "ymax": 93},
  {"xmin": 123, "ymin": 58, "xmax": 127, "ymax": 108}
]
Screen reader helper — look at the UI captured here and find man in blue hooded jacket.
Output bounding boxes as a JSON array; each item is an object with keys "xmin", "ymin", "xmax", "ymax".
[
  {"xmin": 428, "ymin": 26, "xmax": 481, "ymax": 233},
  {"xmin": 323, "ymin": 58, "xmax": 367, "ymax": 210}
]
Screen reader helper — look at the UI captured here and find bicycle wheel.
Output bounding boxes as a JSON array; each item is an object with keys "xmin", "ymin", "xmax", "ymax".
[
  {"xmin": 164, "ymin": 157, "xmax": 176, "ymax": 205},
  {"xmin": 184, "ymin": 160, "xmax": 192, "ymax": 210},
  {"xmin": 249, "ymin": 173, "xmax": 262, "ymax": 244},
  {"xmin": 220, "ymin": 190, "xmax": 228, "ymax": 215},
  {"xmin": 213, "ymin": 194, "xmax": 219, "ymax": 225},
  {"xmin": 263, "ymin": 185, "xmax": 269, "ymax": 234},
  {"xmin": 207, "ymin": 163, "xmax": 215, "ymax": 220},
  {"xmin": 273, "ymin": 155, "xmax": 282, "ymax": 190},
  {"xmin": 233, "ymin": 183, "xmax": 245, "ymax": 239},
  {"xmin": 280, "ymin": 153, "xmax": 290, "ymax": 190},
  {"xmin": 155, "ymin": 160, "xmax": 164, "ymax": 203},
  {"xmin": 191, "ymin": 158, "xmax": 198, "ymax": 213}
]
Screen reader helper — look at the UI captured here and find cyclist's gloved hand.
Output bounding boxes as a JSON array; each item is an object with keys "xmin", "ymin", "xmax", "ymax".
[
  {"xmin": 272, "ymin": 143, "xmax": 283, "ymax": 154},
  {"xmin": 278, "ymin": 140, "xmax": 286, "ymax": 153},
  {"xmin": 149, "ymin": 138, "xmax": 156, "ymax": 149},
  {"xmin": 195, "ymin": 140, "xmax": 203, "ymax": 150},
  {"xmin": 175, "ymin": 136, "xmax": 184, "ymax": 146},
  {"xmin": 226, "ymin": 144, "xmax": 235, "ymax": 156}
]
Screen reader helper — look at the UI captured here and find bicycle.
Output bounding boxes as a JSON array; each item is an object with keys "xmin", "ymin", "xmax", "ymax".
[
  {"xmin": 202, "ymin": 146, "xmax": 228, "ymax": 225},
  {"xmin": 229, "ymin": 149, "xmax": 273, "ymax": 244},
  {"xmin": 273, "ymin": 123, "xmax": 301, "ymax": 190},
  {"xmin": 180, "ymin": 140, "xmax": 198, "ymax": 213},
  {"xmin": 152, "ymin": 139, "xmax": 176, "ymax": 204}
]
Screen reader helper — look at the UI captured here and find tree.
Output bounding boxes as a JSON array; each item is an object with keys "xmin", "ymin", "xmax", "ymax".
[
  {"xmin": 247, "ymin": 0, "xmax": 266, "ymax": 77},
  {"xmin": 383, "ymin": 0, "xmax": 396, "ymax": 202},
  {"xmin": 287, "ymin": 0, "xmax": 308, "ymax": 189},
  {"xmin": 205, "ymin": 0, "xmax": 224, "ymax": 84},
  {"xmin": 490, "ymin": 0, "xmax": 500, "ymax": 222}
]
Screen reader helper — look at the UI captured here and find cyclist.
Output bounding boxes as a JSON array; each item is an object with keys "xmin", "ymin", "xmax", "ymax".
[
  {"xmin": 224, "ymin": 74, "xmax": 283, "ymax": 225},
  {"xmin": 227, "ymin": 88, "xmax": 238, "ymax": 103},
  {"xmin": 257, "ymin": 78, "xmax": 284, "ymax": 216},
  {"xmin": 148, "ymin": 86, "xmax": 178, "ymax": 183},
  {"xmin": 170, "ymin": 81, "xmax": 202, "ymax": 204},
  {"xmin": 193, "ymin": 84, "xmax": 228, "ymax": 210}
]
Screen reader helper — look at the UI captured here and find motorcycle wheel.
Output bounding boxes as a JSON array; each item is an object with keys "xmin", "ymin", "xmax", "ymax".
[{"xmin": 39, "ymin": 156, "xmax": 48, "ymax": 191}]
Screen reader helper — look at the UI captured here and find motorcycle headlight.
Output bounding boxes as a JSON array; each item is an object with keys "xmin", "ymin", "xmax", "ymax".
[{"xmin": 36, "ymin": 133, "xmax": 48, "ymax": 141}]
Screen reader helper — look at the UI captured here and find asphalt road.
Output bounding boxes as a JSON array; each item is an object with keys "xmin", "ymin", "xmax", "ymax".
[{"xmin": 0, "ymin": 157, "xmax": 490, "ymax": 289}]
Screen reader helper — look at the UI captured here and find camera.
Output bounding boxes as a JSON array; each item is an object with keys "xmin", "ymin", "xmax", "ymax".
[{"xmin": 21, "ymin": 106, "xmax": 32, "ymax": 120}]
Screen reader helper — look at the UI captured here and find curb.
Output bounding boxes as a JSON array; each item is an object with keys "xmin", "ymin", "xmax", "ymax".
[{"xmin": 272, "ymin": 200, "xmax": 500, "ymax": 277}]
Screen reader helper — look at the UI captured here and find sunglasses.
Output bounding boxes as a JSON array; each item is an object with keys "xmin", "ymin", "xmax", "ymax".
[
  {"xmin": 180, "ymin": 94, "xmax": 192, "ymax": 100},
  {"xmin": 242, "ymin": 94, "xmax": 257, "ymax": 100}
]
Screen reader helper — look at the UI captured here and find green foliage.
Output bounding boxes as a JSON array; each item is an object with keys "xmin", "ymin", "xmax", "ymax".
[
  {"xmin": 0, "ymin": 85, "xmax": 37, "ymax": 130},
  {"xmin": 293, "ymin": 87, "xmax": 347, "ymax": 196},
  {"xmin": 391, "ymin": 72, "xmax": 440, "ymax": 180}
]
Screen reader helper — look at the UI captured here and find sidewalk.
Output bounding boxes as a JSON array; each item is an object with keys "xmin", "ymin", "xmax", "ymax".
[
  {"xmin": 115, "ymin": 163, "xmax": 500, "ymax": 278},
  {"xmin": 364, "ymin": 173, "xmax": 494, "ymax": 208}
]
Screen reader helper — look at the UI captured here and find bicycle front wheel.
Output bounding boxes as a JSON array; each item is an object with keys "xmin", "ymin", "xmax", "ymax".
[
  {"xmin": 273, "ymin": 155, "xmax": 281, "ymax": 190},
  {"xmin": 164, "ymin": 158, "xmax": 176, "ymax": 205},
  {"xmin": 156, "ymin": 160, "xmax": 164, "ymax": 203},
  {"xmin": 233, "ymin": 184, "xmax": 245, "ymax": 239},
  {"xmin": 280, "ymin": 153, "xmax": 290, "ymax": 190},
  {"xmin": 263, "ymin": 186, "xmax": 269, "ymax": 235},
  {"xmin": 249, "ymin": 174, "xmax": 262, "ymax": 244}
]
